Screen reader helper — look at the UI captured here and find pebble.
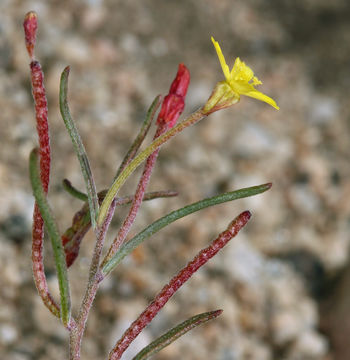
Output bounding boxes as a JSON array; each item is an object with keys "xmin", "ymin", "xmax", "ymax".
[{"xmin": 0, "ymin": 324, "xmax": 18, "ymax": 345}]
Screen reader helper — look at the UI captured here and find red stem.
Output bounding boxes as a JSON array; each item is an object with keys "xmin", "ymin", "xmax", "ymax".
[
  {"xmin": 102, "ymin": 124, "xmax": 167, "ymax": 266},
  {"xmin": 70, "ymin": 199, "xmax": 117, "ymax": 360},
  {"xmin": 108, "ymin": 211, "xmax": 251, "ymax": 360}
]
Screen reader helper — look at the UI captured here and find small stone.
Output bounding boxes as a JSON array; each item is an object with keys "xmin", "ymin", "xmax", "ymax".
[
  {"xmin": 271, "ymin": 311, "xmax": 302, "ymax": 345},
  {"xmin": 290, "ymin": 330, "xmax": 328, "ymax": 358},
  {"xmin": 234, "ymin": 121, "xmax": 276, "ymax": 155},
  {"xmin": 0, "ymin": 323, "xmax": 18, "ymax": 345},
  {"xmin": 310, "ymin": 96, "xmax": 338, "ymax": 125}
]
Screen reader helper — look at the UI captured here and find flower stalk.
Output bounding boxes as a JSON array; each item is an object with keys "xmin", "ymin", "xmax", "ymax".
[
  {"xmin": 97, "ymin": 107, "xmax": 206, "ymax": 227},
  {"xmin": 114, "ymin": 95, "xmax": 162, "ymax": 180}
]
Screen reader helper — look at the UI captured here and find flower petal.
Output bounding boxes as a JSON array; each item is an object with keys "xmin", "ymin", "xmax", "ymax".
[
  {"xmin": 244, "ymin": 90, "xmax": 280, "ymax": 110},
  {"xmin": 252, "ymin": 76, "xmax": 262, "ymax": 85},
  {"xmin": 231, "ymin": 58, "xmax": 255, "ymax": 82},
  {"xmin": 211, "ymin": 37, "xmax": 231, "ymax": 80},
  {"xmin": 228, "ymin": 79, "xmax": 255, "ymax": 95}
]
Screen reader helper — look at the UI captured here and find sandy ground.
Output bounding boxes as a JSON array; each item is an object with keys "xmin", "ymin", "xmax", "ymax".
[{"xmin": 1, "ymin": 1, "xmax": 350, "ymax": 359}]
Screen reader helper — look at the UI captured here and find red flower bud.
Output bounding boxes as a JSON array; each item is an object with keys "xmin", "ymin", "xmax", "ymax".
[
  {"xmin": 169, "ymin": 63, "xmax": 190, "ymax": 98},
  {"xmin": 23, "ymin": 11, "xmax": 38, "ymax": 59},
  {"xmin": 157, "ymin": 63, "xmax": 190, "ymax": 128},
  {"xmin": 157, "ymin": 94, "xmax": 184, "ymax": 128}
]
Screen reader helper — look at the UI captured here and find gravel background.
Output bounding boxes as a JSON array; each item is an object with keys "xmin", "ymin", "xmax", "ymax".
[{"xmin": 1, "ymin": 1, "xmax": 350, "ymax": 359}]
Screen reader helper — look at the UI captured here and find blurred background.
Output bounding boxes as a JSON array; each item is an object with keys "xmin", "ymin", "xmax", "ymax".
[{"xmin": 0, "ymin": 0, "xmax": 349, "ymax": 359}]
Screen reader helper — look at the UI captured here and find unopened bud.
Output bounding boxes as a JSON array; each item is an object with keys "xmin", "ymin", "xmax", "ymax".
[
  {"xmin": 157, "ymin": 63, "xmax": 190, "ymax": 128},
  {"xmin": 23, "ymin": 11, "xmax": 38, "ymax": 59}
]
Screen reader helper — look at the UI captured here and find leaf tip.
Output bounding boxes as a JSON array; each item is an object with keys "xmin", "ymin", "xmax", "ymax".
[
  {"xmin": 29, "ymin": 147, "xmax": 39, "ymax": 161},
  {"xmin": 265, "ymin": 182, "xmax": 273, "ymax": 189},
  {"xmin": 212, "ymin": 309, "xmax": 223, "ymax": 317},
  {"xmin": 241, "ymin": 210, "xmax": 252, "ymax": 221},
  {"xmin": 227, "ymin": 210, "xmax": 251, "ymax": 234}
]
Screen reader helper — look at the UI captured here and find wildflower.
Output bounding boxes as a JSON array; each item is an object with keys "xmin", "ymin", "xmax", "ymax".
[
  {"xmin": 203, "ymin": 37, "xmax": 279, "ymax": 114},
  {"xmin": 157, "ymin": 63, "xmax": 190, "ymax": 128}
]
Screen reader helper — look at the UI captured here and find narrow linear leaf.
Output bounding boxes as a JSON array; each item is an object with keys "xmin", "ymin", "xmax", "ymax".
[
  {"xmin": 29, "ymin": 148, "xmax": 71, "ymax": 326},
  {"xmin": 62, "ymin": 177, "xmax": 177, "ymax": 204},
  {"xmin": 102, "ymin": 183, "xmax": 271, "ymax": 276},
  {"xmin": 115, "ymin": 95, "xmax": 162, "ymax": 180},
  {"xmin": 62, "ymin": 179, "xmax": 88, "ymax": 201},
  {"xmin": 132, "ymin": 310, "xmax": 222, "ymax": 360},
  {"xmin": 59, "ymin": 66, "xmax": 99, "ymax": 230}
]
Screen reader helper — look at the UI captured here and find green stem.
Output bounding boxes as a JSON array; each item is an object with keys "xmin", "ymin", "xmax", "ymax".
[
  {"xmin": 29, "ymin": 148, "xmax": 71, "ymax": 327},
  {"xmin": 114, "ymin": 95, "xmax": 162, "ymax": 180},
  {"xmin": 59, "ymin": 66, "xmax": 99, "ymax": 230},
  {"xmin": 102, "ymin": 183, "xmax": 271, "ymax": 276},
  {"xmin": 98, "ymin": 108, "xmax": 206, "ymax": 227}
]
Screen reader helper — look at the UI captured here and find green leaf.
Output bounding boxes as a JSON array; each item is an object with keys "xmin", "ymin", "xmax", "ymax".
[
  {"xmin": 59, "ymin": 66, "xmax": 99, "ymax": 230},
  {"xmin": 29, "ymin": 148, "xmax": 71, "ymax": 326},
  {"xmin": 62, "ymin": 179, "xmax": 88, "ymax": 201},
  {"xmin": 102, "ymin": 183, "xmax": 271, "ymax": 275},
  {"xmin": 132, "ymin": 310, "xmax": 222, "ymax": 360},
  {"xmin": 114, "ymin": 95, "xmax": 162, "ymax": 180}
]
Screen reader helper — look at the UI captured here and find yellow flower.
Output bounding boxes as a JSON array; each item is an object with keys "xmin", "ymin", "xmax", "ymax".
[{"xmin": 203, "ymin": 37, "xmax": 279, "ymax": 113}]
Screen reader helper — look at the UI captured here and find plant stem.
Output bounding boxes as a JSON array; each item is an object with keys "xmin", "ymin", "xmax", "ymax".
[
  {"xmin": 102, "ymin": 123, "xmax": 167, "ymax": 268},
  {"xmin": 114, "ymin": 95, "xmax": 161, "ymax": 180},
  {"xmin": 98, "ymin": 108, "xmax": 206, "ymax": 227},
  {"xmin": 69, "ymin": 198, "xmax": 116, "ymax": 359}
]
